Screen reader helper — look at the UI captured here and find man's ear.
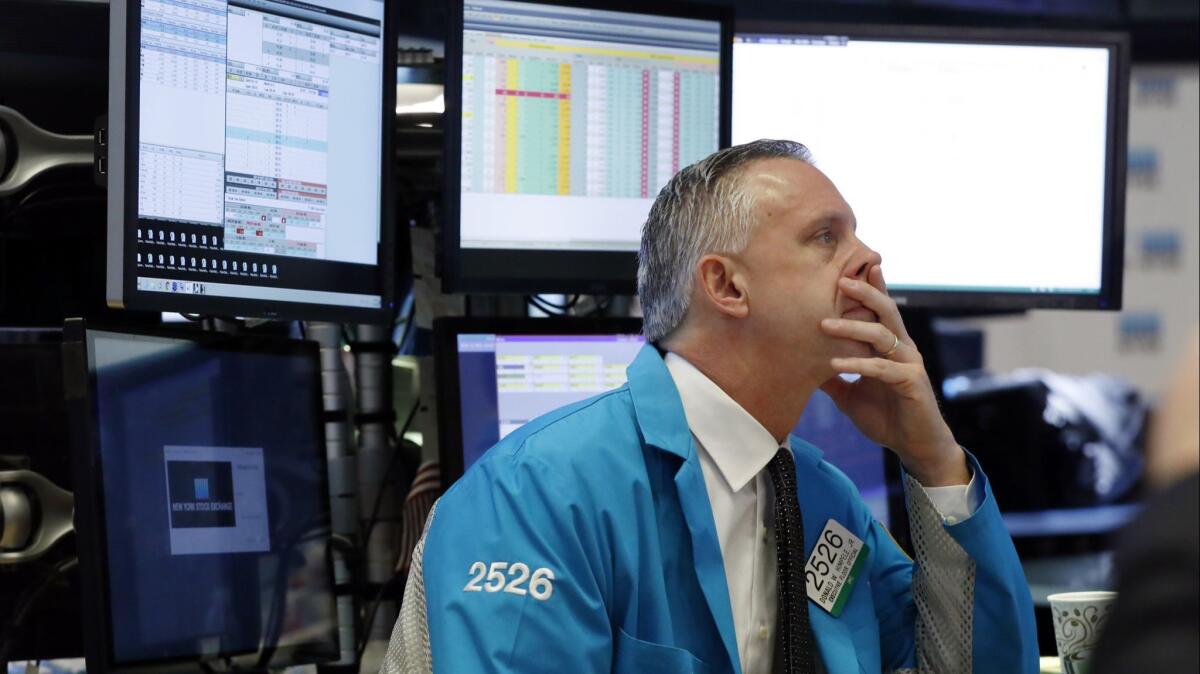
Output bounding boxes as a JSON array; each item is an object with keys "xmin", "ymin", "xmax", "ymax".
[{"xmin": 696, "ymin": 254, "xmax": 749, "ymax": 319}]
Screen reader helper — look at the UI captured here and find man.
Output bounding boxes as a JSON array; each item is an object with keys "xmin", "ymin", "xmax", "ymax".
[
  {"xmin": 383, "ymin": 140, "xmax": 1037, "ymax": 673},
  {"xmin": 1094, "ymin": 327, "xmax": 1199, "ymax": 674}
]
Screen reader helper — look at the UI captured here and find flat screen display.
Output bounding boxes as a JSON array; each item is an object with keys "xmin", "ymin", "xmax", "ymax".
[
  {"xmin": 444, "ymin": 0, "xmax": 731, "ymax": 293},
  {"xmin": 733, "ymin": 27, "xmax": 1127, "ymax": 310},
  {"xmin": 108, "ymin": 0, "xmax": 394, "ymax": 320},
  {"xmin": 69, "ymin": 326, "xmax": 337, "ymax": 669}
]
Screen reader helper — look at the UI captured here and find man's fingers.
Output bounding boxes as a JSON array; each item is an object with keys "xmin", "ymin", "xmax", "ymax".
[
  {"xmin": 838, "ymin": 277, "xmax": 909, "ymax": 342},
  {"xmin": 830, "ymin": 356, "xmax": 915, "ymax": 387},
  {"xmin": 821, "ymin": 318, "xmax": 910, "ymax": 360}
]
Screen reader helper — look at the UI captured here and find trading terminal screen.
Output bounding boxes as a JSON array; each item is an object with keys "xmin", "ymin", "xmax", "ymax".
[
  {"xmin": 121, "ymin": 0, "xmax": 387, "ymax": 316},
  {"xmin": 734, "ymin": 32, "xmax": 1117, "ymax": 302},
  {"xmin": 457, "ymin": 0, "xmax": 722, "ymax": 253}
]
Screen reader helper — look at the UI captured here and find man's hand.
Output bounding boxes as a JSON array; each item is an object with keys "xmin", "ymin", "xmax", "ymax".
[{"xmin": 818, "ymin": 265, "xmax": 969, "ymax": 487}]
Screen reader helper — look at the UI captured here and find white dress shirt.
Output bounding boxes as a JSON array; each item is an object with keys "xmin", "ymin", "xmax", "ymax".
[{"xmin": 663, "ymin": 352, "xmax": 980, "ymax": 674}]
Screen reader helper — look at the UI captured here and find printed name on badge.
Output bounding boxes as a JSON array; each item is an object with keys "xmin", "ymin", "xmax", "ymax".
[{"xmin": 804, "ymin": 519, "xmax": 869, "ymax": 617}]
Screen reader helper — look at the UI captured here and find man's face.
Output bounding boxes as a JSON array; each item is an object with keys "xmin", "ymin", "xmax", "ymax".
[{"xmin": 734, "ymin": 158, "xmax": 883, "ymax": 373}]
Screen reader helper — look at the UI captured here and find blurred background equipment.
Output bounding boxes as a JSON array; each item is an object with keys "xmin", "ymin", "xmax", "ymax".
[
  {"xmin": 943, "ymin": 368, "xmax": 1147, "ymax": 512},
  {"xmin": 0, "ymin": 470, "xmax": 73, "ymax": 565}
]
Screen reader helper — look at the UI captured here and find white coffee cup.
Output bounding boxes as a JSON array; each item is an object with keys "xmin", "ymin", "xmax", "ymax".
[{"xmin": 1047, "ymin": 590, "xmax": 1117, "ymax": 674}]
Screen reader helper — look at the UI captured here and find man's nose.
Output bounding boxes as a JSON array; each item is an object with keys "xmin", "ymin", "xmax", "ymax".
[{"xmin": 847, "ymin": 243, "xmax": 883, "ymax": 280}]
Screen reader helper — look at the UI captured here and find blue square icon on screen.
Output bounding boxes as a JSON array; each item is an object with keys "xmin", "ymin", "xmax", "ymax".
[{"xmin": 194, "ymin": 478, "xmax": 210, "ymax": 500}]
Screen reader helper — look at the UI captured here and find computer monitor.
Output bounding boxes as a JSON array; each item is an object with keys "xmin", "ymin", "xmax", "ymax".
[
  {"xmin": 443, "ymin": 0, "xmax": 732, "ymax": 293},
  {"xmin": 433, "ymin": 317, "xmax": 894, "ymax": 528},
  {"xmin": 62, "ymin": 321, "xmax": 338, "ymax": 672},
  {"xmin": 106, "ymin": 0, "xmax": 396, "ymax": 322},
  {"xmin": 733, "ymin": 25, "xmax": 1129, "ymax": 310},
  {"xmin": 434, "ymin": 317, "xmax": 646, "ymax": 479}
]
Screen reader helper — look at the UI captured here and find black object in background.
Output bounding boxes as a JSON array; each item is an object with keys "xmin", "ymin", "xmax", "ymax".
[
  {"xmin": 0, "ymin": 1, "xmax": 157, "ymax": 328},
  {"xmin": 0, "ymin": 328, "xmax": 83, "ymax": 663},
  {"xmin": 942, "ymin": 370, "xmax": 1147, "ymax": 511},
  {"xmin": 63, "ymin": 321, "xmax": 338, "ymax": 673},
  {"xmin": 1093, "ymin": 473, "xmax": 1199, "ymax": 674}
]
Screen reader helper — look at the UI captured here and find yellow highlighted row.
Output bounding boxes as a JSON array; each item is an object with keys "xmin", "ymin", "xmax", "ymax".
[
  {"xmin": 558, "ymin": 62, "xmax": 571, "ymax": 195},
  {"xmin": 505, "ymin": 58, "xmax": 519, "ymax": 193}
]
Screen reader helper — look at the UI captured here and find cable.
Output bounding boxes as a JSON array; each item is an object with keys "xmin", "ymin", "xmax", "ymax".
[
  {"xmin": 354, "ymin": 398, "xmax": 420, "ymax": 663},
  {"xmin": 539, "ymin": 294, "xmax": 580, "ymax": 310},
  {"xmin": 526, "ymin": 295, "xmax": 558, "ymax": 314},
  {"xmin": 394, "ymin": 309, "xmax": 416, "ymax": 356},
  {"xmin": 357, "ymin": 572, "xmax": 400, "ymax": 665},
  {"xmin": 392, "ymin": 289, "xmax": 416, "ymax": 354},
  {"xmin": 526, "ymin": 294, "xmax": 580, "ymax": 316},
  {"xmin": 392, "ymin": 288, "xmax": 414, "ymax": 327},
  {"xmin": 328, "ymin": 533, "xmax": 358, "ymax": 559},
  {"xmin": 359, "ymin": 398, "xmax": 420, "ymax": 558},
  {"xmin": 526, "ymin": 296, "xmax": 560, "ymax": 316}
]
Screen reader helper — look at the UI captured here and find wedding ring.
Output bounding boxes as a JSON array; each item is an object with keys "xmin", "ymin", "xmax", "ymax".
[{"xmin": 879, "ymin": 333, "xmax": 900, "ymax": 359}]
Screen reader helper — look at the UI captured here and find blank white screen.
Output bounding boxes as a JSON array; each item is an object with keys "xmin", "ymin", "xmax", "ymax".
[{"xmin": 733, "ymin": 36, "xmax": 1111, "ymax": 294}]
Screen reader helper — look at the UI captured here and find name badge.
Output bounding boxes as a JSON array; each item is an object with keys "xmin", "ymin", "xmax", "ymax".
[{"xmin": 805, "ymin": 519, "xmax": 869, "ymax": 617}]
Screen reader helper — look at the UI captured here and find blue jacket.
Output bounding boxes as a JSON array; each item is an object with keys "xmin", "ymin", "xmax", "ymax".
[{"xmin": 409, "ymin": 345, "xmax": 1038, "ymax": 673}]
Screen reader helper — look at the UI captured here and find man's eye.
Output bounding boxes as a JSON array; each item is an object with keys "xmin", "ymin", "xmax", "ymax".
[{"xmin": 818, "ymin": 231, "xmax": 836, "ymax": 245}]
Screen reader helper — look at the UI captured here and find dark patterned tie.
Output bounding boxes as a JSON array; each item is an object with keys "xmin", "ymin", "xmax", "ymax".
[{"xmin": 767, "ymin": 447, "xmax": 818, "ymax": 674}]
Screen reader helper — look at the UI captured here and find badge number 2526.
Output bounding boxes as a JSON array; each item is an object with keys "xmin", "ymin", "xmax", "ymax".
[
  {"xmin": 805, "ymin": 519, "xmax": 869, "ymax": 617},
  {"xmin": 464, "ymin": 561, "xmax": 555, "ymax": 601}
]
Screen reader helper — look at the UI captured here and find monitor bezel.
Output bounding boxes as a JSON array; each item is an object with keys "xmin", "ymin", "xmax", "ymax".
[
  {"xmin": 63, "ymin": 319, "xmax": 339, "ymax": 673},
  {"xmin": 733, "ymin": 21, "xmax": 1130, "ymax": 311},
  {"xmin": 432, "ymin": 316, "xmax": 645, "ymax": 484},
  {"xmin": 442, "ymin": 0, "xmax": 734, "ymax": 295},
  {"xmin": 106, "ymin": 0, "xmax": 398, "ymax": 323}
]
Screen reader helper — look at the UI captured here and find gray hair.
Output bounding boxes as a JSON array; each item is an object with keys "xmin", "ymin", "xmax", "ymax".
[{"xmin": 637, "ymin": 139, "xmax": 814, "ymax": 342}]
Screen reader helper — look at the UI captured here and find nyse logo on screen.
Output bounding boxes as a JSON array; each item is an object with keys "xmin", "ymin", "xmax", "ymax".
[{"xmin": 167, "ymin": 460, "xmax": 237, "ymax": 528}]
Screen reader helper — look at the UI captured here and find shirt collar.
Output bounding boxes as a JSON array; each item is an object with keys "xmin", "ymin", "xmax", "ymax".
[{"xmin": 664, "ymin": 352, "xmax": 788, "ymax": 493}]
